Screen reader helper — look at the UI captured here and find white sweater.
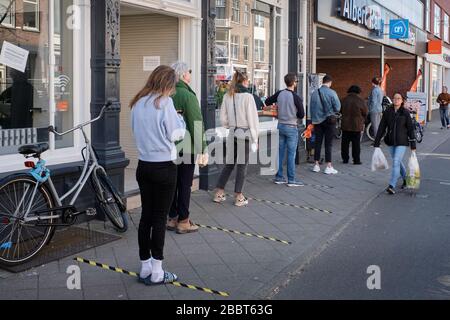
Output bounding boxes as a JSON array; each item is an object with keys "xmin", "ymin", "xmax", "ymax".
[{"xmin": 220, "ymin": 92, "xmax": 260, "ymax": 144}]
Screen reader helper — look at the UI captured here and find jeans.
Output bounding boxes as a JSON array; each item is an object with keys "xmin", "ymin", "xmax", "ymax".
[
  {"xmin": 314, "ymin": 121, "xmax": 335, "ymax": 163},
  {"xmin": 341, "ymin": 131, "xmax": 361, "ymax": 163},
  {"xmin": 440, "ymin": 108, "xmax": 450, "ymax": 127},
  {"xmin": 137, "ymin": 160, "xmax": 177, "ymax": 261},
  {"xmin": 370, "ymin": 112, "xmax": 382, "ymax": 138},
  {"xmin": 276, "ymin": 124, "xmax": 299, "ymax": 183},
  {"xmin": 388, "ymin": 146, "xmax": 407, "ymax": 188},
  {"xmin": 217, "ymin": 138, "xmax": 250, "ymax": 193},
  {"xmin": 169, "ymin": 154, "xmax": 196, "ymax": 221}
]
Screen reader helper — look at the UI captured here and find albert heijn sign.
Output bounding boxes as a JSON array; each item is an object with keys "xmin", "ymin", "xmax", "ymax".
[{"xmin": 339, "ymin": 0, "xmax": 384, "ymax": 36}]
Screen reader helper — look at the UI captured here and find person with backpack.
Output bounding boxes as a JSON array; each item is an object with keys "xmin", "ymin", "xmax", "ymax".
[
  {"xmin": 213, "ymin": 71, "xmax": 259, "ymax": 207},
  {"xmin": 310, "ymin": 75, "xmax": 341, "ymax": 174},
  {"xmin": 265, "ymin": 73, "xmax": 305, "ymax": 186}
]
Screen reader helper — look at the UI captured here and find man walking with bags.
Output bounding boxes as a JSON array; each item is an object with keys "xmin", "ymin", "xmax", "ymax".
[{"xmin": 310, "ymin": 75, "xmax": 341, "ymax": 174}]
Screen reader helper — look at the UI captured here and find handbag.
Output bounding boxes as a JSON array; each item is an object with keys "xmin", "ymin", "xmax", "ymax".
[
  {"xmin": 318, "ymin": 89, "xmax": 337, "ymax": 125},
  {"xmin": 232, "ymin": 95, "xmax": 250, "ymax": 140}
]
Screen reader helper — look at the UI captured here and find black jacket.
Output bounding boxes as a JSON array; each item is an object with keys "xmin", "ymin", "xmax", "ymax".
[{"xmin": 374, "ymin": 106, "xmax": 416, "ymax": 149}]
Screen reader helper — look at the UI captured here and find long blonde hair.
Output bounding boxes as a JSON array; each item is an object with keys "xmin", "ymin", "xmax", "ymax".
[
  {"xmin": 129, "ymin": 65, "xmax": 177, "ymax": 109},
  {"xmin": 228, "ymin": 71, "xmax": 249, "ymax": 97}
]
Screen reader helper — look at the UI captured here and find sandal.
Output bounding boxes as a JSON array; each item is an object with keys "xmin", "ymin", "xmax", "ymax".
[{"xmin": 149, "ymin": 271, "xmax": 178, "ymax": 286}]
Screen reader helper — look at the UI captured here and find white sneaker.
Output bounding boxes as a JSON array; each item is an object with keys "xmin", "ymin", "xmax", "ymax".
[
  {"xmin": 312, "ymin": 165, "xmax": 321, "ymax": 173},
  {"xmin": 324, "ymin": 167, "xmax": 338, "ymax": 175}
]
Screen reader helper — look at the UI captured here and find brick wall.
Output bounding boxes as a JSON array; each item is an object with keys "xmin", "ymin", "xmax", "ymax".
[{"xmin": 317, "ymin": 58, "xmax": 417, "ymax": 100}]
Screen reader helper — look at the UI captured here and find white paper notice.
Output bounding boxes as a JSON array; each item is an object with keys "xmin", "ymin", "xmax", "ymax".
[
  {"xmin": 143, "ymin": 56, "xmax": 160, "ymax": 72},
  {"xmin": 0, "ymin": 41, "xmax": 29, "ymax": 73}
]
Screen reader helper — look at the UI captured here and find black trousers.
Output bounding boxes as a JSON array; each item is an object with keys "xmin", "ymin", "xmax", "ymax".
[
  {"xmin": 341, "ymin": 131, "xmax": 361, "ymax": 163},
  {"xmin": 136, "ymin": 160, "xmax": 177, "ymax": 261},
  {"xmin": 169, "ymin": 154, "xmax": 196, "ymax": 221},
  {"xmin": 217, "ymin": 138, "xmax": 250, "ymax": 193},
  {"xmin": 314, "ymin": 121, "xmax": 335, "ymax": 163}
]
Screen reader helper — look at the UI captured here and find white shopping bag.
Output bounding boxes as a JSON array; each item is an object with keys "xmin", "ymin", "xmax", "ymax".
[
  {"xmin": 371, "ymin": 148, "xmax": 389, "ymax": 172},
  {"xmin": 406, "ymin": 151, "xmax": 421, "ymax": 190}
]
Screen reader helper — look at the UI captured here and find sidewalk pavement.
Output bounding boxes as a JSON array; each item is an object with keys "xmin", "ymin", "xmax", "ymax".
[{"xmin": 1, "ymin": 119, "xmax": 449, "ymax": 300}]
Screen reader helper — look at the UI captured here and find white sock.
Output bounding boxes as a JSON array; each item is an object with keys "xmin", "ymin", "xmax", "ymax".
[
  {"xmin": 140, "ymin": 258, "xmax": 152, "ymax": 278},
  {"xmin": 151, "ymin": 258, "xmax": 164, "ymax": 282}
]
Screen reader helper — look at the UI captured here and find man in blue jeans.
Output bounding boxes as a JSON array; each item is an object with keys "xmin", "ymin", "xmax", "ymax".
[{"xmin": 265, "ymin": 73, "xmax": 305, "ymax": 187}]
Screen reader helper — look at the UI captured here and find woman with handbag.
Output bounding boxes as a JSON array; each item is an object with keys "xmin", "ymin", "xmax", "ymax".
[
  {"xmin": 374, "ymin": 93, "xmax": 417, "ymax": 195},
  {"xmin": 213, "ymin": 71, "xmax": 259, "ymax": 207}
]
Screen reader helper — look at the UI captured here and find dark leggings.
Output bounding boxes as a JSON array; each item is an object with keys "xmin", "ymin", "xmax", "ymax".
[
  {"xmin": 136, "ymin": 160, "xmax": 177, "ymax": 261},
  {"xmin": 217, "ymin": 138, "xmax": 250, "ymax": 193}
]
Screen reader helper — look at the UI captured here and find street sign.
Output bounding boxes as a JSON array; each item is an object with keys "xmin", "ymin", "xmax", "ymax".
[{"xmin": 389, "ymin": 19, "xmax": 409, "ymax": 39}]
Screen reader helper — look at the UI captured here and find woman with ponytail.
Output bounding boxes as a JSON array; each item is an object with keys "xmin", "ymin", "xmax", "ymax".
[{"xmin": 213, "ymin": 71, "xmax": 259, "ymax": 207}]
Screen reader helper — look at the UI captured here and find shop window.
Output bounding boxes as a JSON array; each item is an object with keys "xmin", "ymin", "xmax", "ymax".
[
  {"xmin": 244, "ymin": 3, "xmax": 250, "ymax": 26},
  {"xmin": 0, "ymin": 0, "xmax": 75, "ymax": 155},
  {"xmin": 444, "ymin": 13, "xmax": 449, "ymax": 44},
  {"xmin": 231, "ymin": 35, "xmax": 239, "ymax": 60},
  {"xmin": 432, "ymin": 64, "xmax": 443, "ymax": 109},
  {"xmin": 23, "ymin": 0, "xmax": 39, "ymax": 31},
  {"xmin": 434, "ymin": 4, "xmax": 441, "ymax": 38},
  {"xmin": 0, "ymin": 0, "xmax": 15, "ymax": 27},
  {"xmin": 216, "ymin": 0, "xmax": 226, "ymax": 20},
  {"xmin": 243, "ymin": 37, "xmax": 249, "ymax": 61},
  {"xmin": 231, "ymin": 0, "xmax": 240, "ymax": 23},
  {"xmin": 254, "ymin": 39, "xmax": 264, "ymax": 62}
]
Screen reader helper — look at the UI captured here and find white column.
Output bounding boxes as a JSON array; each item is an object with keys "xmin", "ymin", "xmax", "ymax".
[{"xmin": 179, "ymin": 17, "xmax": 202, "ymax": 96}]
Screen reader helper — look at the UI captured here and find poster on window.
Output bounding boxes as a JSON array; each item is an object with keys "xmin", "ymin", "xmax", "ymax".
[
  {"xmin": 0, "ymin": 41, "xmax": 29, "ymax": 73},
  {"xmin": 405, "ymin": 92, "xmax": 427, "ymax": 125}
]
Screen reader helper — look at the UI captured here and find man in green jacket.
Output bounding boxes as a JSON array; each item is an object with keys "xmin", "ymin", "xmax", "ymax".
[{"xmin": 167, "ymin": 62, "xmax": 208, "ymax": 234}]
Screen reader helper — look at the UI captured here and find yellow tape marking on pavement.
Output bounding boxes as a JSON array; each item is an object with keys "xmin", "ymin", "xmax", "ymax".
[
  {"xmin": 197, "ymin": 224, "xmax": 291, "ymax": 245},
  {"xmin": 240, "ymin": 195, "xmax": 333, "ymax": 214},
  {"xmin": 74, "ymin": 257, "xmax": 229, "ymax": 297}
]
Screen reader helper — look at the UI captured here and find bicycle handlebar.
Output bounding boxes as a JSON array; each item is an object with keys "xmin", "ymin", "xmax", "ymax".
[{"xmin": 48, "ymin": 101, "xmax": 112, "ymax": 136}]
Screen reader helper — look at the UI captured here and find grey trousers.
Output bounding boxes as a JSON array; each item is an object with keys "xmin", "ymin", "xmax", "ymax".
[
  {"xmin": 217, "ymin": 138, "xmax": 250, "ymax": 193},
  {"xmin": 370, "ymin": 112, "xmax": 382, "ymax": 138}
]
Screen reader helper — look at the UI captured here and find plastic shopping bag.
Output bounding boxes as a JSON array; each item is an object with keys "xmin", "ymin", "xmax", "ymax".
[
  {"xmin": 406, "ymin": 151, "xmax": 421, "ymax": 190},
  {"xmin": 371, "ymin": 148, "xmax": 389, "ymax": 172}
]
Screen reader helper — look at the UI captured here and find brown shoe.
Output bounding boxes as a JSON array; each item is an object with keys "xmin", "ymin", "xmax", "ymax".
[
  {"xmin": 167, "ymin": 218, "xmax": 178, "ymax": 231},
  {"xmin": 176, "ymin": 220, "xmax": 199, "ymax": 234}
]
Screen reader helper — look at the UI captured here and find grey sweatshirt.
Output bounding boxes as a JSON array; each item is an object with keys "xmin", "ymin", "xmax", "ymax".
[{"xmin": 131, "ymin": 95, "xmax": 186, "ymax": 162}]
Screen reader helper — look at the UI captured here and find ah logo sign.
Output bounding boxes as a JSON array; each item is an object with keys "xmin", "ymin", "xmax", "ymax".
[{"xmin": 390, "ymin": 19, "xmax": 409, "ymax": 39}]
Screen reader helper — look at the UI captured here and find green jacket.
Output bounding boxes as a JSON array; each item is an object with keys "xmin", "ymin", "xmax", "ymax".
[{"xmin": 172, "ymin": 81, "xmax": 207, "ymax": 155}]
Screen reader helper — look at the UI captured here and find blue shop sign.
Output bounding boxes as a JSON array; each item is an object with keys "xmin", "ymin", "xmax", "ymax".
[{"xmin": 390, "ymin": 19, "xmax": 409, "ymax": 39}]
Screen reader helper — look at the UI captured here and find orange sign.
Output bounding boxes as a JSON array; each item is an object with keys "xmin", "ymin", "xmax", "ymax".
[
  {"xmin": 427, "ymin": 40, "xmax": 442, "ymax": 54},
  {"xmin": 57, "ymin": 101, "xmax": 69, "ymax": 112}
]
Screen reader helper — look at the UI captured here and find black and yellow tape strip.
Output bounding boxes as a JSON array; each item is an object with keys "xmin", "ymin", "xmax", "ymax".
[
  {"xmin": 74, "ymin": 257, "xmax": 229, "ymax": 297},
  {"xmin": 224, "ymin": 193, "xmax": 332, "ymax": 214},
  {"xmin": 197, "ymin": 224, "xmax": 291, "ymax": 245}
]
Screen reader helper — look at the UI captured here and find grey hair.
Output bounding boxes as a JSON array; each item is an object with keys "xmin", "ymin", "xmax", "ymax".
[{"xmin": 171, "ymin": 61, "xmax": 190, "ymax": 81}]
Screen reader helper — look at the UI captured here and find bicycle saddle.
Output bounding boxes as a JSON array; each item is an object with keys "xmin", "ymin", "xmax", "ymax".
[{"xmin": 18, "ymin": 143, "xmax": 50, "ymax": 156}]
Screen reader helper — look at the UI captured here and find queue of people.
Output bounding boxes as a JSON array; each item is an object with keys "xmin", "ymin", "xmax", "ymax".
[{"xmin": 129, "ymin": 65, "xmax": 435, "ymax": 286}]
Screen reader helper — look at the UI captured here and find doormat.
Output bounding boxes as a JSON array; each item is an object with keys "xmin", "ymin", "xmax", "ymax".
[{"xmin": 0, "ymin": 226, "xmax": 121, "ymax": 273}]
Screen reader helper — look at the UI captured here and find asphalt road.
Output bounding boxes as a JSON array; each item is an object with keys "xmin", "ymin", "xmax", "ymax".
[{"xmin": 274, "ymin": 135, "xmax": 450, "ymax": 300}]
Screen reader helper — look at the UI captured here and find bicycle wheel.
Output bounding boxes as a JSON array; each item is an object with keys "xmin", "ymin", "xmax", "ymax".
[
  {"xmin": 92, "ymin": 168, "xmax": 128, "ymax": 233},
  {"xmin": 0, "ymin": 175, "xmax": 55, "ymax": 266},
  {"xmin": 415, "ymin": 127, "xmax": 423, "ymax": 143}
]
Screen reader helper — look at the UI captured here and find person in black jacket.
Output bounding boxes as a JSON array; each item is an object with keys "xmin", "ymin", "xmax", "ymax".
[{"xmin": 374, "ymin": 93, "xmax": 417, "ymax": 195}]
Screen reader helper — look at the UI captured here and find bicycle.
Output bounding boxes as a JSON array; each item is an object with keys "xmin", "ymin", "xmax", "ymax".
[
  {"xmin": 410, "ymin": 111, "xmax": 424, "ymax": 143},
  {"xmin": 0, "ymin": 102, "xmax": 128, "ymax": 266},
  {"xmin": 365, "ymin": 96, "xmax": 392, "ymax": 142},
  {"xmin": 334, "ymin": 113, "xmax": 343, "ymax": 139}
]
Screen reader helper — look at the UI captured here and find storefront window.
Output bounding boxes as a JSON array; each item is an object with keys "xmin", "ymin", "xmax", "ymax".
[
  {"xmin": 0, "ymin": 0, "xmax": 74, "ymax": 155},
  {"xmin": 432, "ymin": 64, "xmax": 443, "ymax": 109}
]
